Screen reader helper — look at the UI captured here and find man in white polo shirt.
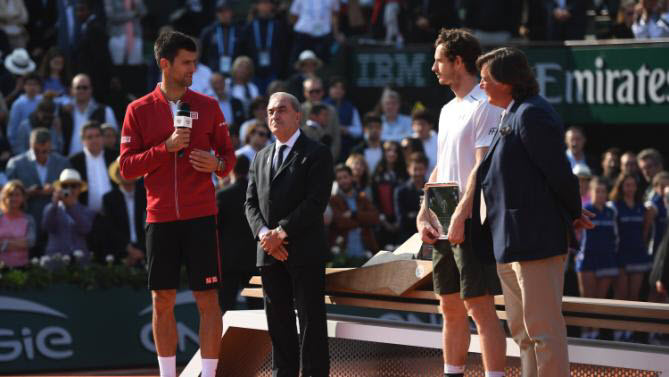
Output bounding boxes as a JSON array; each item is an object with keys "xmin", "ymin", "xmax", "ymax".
[
  {"xmin": 416, "ymin": 29, "xmax": 506, "ymax": 377},
  {"xmin": 289, "ymin": 0, "xmax": 344, "ymax": 65}
]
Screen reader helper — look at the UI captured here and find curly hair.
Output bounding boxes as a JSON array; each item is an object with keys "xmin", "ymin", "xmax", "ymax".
[
  {"xmin": 476, "ymin": 47, "xmax": 539, "ymax": 102},
  {"xmin": 434, "ymin": 28, "xmax": 482, "ymax": 76}
]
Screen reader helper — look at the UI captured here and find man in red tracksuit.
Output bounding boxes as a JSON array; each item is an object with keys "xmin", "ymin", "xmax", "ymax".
[{"xmin": 120, "ymin": 31, "xmax": 235, "ymax": 377}]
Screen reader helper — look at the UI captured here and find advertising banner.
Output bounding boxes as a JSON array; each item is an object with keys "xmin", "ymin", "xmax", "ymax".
[
  {"xmin": 349, "ymin": 41, "xmax": 669, "ymax": 124},
  {"xmin": 0, "ymin": 286, "xmax": 199, "ymax": 374}
]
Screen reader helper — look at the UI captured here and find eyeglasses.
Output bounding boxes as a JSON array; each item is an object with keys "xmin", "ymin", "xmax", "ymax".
[
  {"xmin": 75, "ymin": 85, "xmax": 90, "ymax": 90},
  {"xmin": 254, "ymin": 131, "xmax": 269, "ymax": 137},
  {"xmin": 308, "ymin": 88, "xmax": 323, "ymax": 94},
  {"xmin": 61, "ymin": 183, "xmax": 79, "ymax": 189}
]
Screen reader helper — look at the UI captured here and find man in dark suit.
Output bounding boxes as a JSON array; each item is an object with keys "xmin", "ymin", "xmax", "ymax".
[
  {"xmin": 100, "ymin": 159, "xmax": 146, "ymax": 266},
  {"xmin": 216, "ymin": 155, "xmax": 259, "ymax": 313},
  {"xmin": 474, "ymin": 47, "xmax": 592, "ymax": 377},
  {"xmin": 70, "ymin": 0, "xmax": 113, "ymax": 102},
  {"xmin": 69, "ymin": 121, "xmax": 117, "ymax": 211},
  {"xmin": 245, "ymin": 92, "xmax": 334, "ymax": 377}
]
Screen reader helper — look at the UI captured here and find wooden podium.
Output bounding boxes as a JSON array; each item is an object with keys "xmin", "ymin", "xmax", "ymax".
[{"xmin": 181, "ymin": 235, "xmax": 669, "ymax": 377}]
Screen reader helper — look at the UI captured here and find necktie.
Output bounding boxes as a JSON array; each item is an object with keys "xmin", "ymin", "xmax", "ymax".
[{"xmin": 272, "ymin": 145, "xmax": 287, "ymax": 178}]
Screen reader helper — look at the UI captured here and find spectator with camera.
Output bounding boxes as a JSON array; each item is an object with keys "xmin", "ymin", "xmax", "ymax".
[{"xmin": 42, "ymin": 168, "xmax": 95, "ymax": 258}]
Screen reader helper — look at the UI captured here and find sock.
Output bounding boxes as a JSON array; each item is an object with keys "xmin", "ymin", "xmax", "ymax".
[
  {"xmin": 157, "ymin": 355, "xmax": 176, "ymax": 377},
  {"xmin": 485, "ymin": 371, "xmax": 505, "ymax": 377},
  {"xmin": 445, "ymin": 363, "xmax": 465, "ymax": 376},
  {"xmin": 201, "ymin": 358, "xmax": 219, "ymax": 377}
]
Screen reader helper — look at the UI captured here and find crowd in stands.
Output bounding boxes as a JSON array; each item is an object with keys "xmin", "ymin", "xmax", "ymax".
[{"xmin": 0, "ymin": 0, "xmax": 668, "ymax": 337}]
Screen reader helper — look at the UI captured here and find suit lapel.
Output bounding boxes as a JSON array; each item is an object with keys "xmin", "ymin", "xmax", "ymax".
[
  {"xmin": 265, "ymin": 143, "xmax": 275, "ymax": 184},
  {"xmin": 26, "ymin": 159, "xmax": 41, "ymax": 185},
  {"xmin": 483, "ymin": 101, "xmax": 521, "ymax": 162}
]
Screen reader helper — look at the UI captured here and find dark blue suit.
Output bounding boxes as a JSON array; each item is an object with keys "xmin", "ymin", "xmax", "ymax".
[{"xmin": 474, "ymin": 95, "xmax": 581, "ymax": 264}]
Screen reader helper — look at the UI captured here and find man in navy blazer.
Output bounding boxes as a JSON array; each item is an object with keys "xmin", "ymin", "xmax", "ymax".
[{"xmin": 474, "ymin": 47, "xmax": 592, "ymax": 377}]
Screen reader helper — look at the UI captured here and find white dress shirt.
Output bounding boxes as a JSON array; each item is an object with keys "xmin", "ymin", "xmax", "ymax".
[
  {"xmin": 120, "ymin": 186, "xmax": 137, "ymax": 244},
  {"xmin": 84, "ymin": 148, "xmax": 112, "ymax": 212},
  {"xmin": 258, "ymin": 129, "xmax": 301, "ymax": 238},
  {"xmin": 28, "ymin": 149, "xmax": 48, "ymax": 185}
]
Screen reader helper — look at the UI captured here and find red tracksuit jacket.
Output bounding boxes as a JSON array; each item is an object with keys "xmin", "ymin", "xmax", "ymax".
[{"xmin": 120, "ymin": 85, "xmax": 236, "ymax": 223}]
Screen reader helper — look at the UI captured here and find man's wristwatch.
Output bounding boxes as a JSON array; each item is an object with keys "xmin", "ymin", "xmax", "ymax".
[{"xmin": 216, "ymin": 157, "xmax": 225, "ymax": 172}]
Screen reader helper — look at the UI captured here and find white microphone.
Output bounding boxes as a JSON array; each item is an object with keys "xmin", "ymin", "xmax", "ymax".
[{"xmin": 174, "ymin": 101, "xmax": 192, "ymax": 157}]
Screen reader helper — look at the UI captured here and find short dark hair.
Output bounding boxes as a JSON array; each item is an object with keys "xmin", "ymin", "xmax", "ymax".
[
  {"xmin": 234, "ymin": 155, "xmax": 250, "ymax": 177},
  {"xmin": 411, "ymin": 108, "xmax": 434, "ymax": 125},
  {"xmin": 602, "ymin": 147, "xmax": 621, "ymax": 160},
  {"xmin": 36, "ymin": 97, "xmax": 55, "ymax": 113},
  {"xmin": 335, "ymin": 163, "xmax": 352, "ymax": 176},
  {"xmin": 408, "ymin": 152, "xmax": 428, "ymax": 168},
  {"xmin": 328, "ymin": 76, "xmax": 346, "ymax": 90},
  {"xmin": 80, "ymin": 121, "xmax": 101, "ymax": 139},
  {"xmin": 154, "ymin": 30, "xmax": 198, "ymax": 66},
  {"xmin": 30, "ymin": 128, "xmax": 52, "ymax": 146},
  {"xmin": 476, "ymin": 47, "xmax": 539, "ymax": 101},
  {"xmin": 363, "ymin": 113, "xmax": 382, "ymax": 127},
  {"xmin": 24, "ymin": 72, "xmax": 43, "ymax": 87},
  {"xmin": 310, "ymin": 103, "xmax": 328, "ymax": 117},
  {"xmin": 434, "ymin": 28, "xmax": 482, "ymax": 76}
]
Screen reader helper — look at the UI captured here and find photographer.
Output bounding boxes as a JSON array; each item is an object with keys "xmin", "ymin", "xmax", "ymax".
[{"xmin": 42, "ymin": 169, "xmax": 95, "ymax": 258}]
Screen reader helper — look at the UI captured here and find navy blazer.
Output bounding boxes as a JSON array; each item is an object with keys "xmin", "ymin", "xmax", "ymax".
[
  {"xmin": 245, "ymin": 132, "xmax": 334, "ymax": 267},
  {"xmin": 473, "ymin": 95, "xmax": 581, "ymax": 263}
]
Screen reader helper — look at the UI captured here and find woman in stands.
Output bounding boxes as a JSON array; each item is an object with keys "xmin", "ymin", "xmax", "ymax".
[
  {"xmin": 0, "ymin": 180, "xmax": 36, "ymax": 267},
  {"xmin": 371, "ymin": 140, "xmax": 407, "ymax": 248},
  {"xmin": 609, "ymin": 173, "xmax": 653, "ymax": 340},
  {"xmin": 575, "ymin": 177, "xmax": 619, "ymax": 339}
]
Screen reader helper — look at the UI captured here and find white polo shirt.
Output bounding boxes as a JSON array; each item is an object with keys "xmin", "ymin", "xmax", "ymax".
[
  {"xmin": 290, "ymin": 0, "xmax": 339, "ymax": 37},
  {"xmin": 436, "ymin": 85, "xmax": 502, "ymax": 194}
]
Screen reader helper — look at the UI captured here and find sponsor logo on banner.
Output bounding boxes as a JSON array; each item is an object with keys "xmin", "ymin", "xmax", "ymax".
[{"xmin": 0, "ymin": 296, "xmax": 73, "ymax": 362}]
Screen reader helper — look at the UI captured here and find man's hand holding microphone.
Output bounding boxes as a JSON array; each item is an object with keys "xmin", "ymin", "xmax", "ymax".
[{"xmin": 165, "ymin": 101, "xmax": 224, "ymax": 173}]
